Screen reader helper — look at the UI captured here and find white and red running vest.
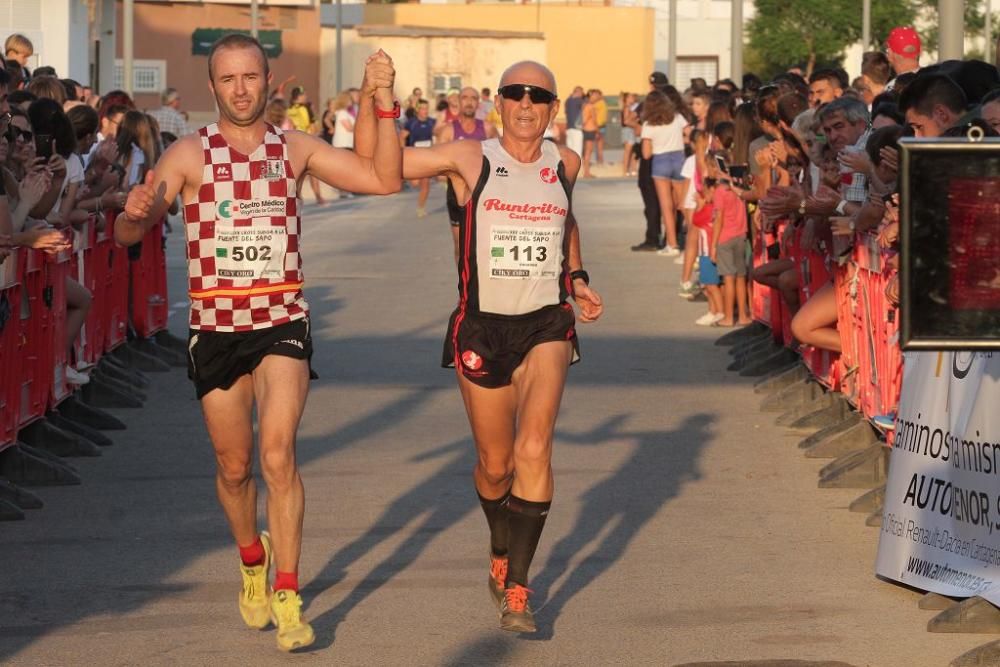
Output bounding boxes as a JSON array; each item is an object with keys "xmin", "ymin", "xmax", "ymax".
[
  {"xmin": 183, "ymin": 123, "xmax": 307, "ymax": 332},
  {"xmin": 457, "ymin": 138, "xmax": 571, "ymax": 316}
]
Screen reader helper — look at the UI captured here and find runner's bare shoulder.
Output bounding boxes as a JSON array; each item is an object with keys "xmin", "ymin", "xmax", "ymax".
[
  {"xmin": 446, "ymin": 139, "xmax": 486, "ymax": 192},
  {"xmin": 153, "ymin": 133, "xmax": 204, "ymax": 199},
  {"xmin": 159, "ymin": 133, "xmax": 204, "ymax": 181}
]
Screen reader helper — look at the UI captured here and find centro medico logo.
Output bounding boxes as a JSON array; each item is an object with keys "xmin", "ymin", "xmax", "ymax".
[{"xmin": 217, "ymin": 200, "xmax": 235, "ymax": 219}]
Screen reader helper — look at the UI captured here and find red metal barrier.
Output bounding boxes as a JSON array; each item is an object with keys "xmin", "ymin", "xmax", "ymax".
[
  {"xmin": 792, "ymin": 231, "xmax": 839, "ymax": 391},
  {"xmin": 19, "ymin": 249, "xmax": 52, "ymax": 429},
  {"xmin": 47, "ymin": 249, "xmax": 71, "ymax": 408},
  {"xmin": 851, "ymin": 233, "xmax": 903, "ymax": 423},
  {"xmin": 129, "ymin": 219, "xmax": 169, "ymax": 338},
  {"xmin": 73, "ymin": 217, "xmax": 99, "ymax": 366},
  {"xmin": 751, "ymin": 226, "xmax": 774, "ymax": 327},
  {"xmin": 101, "ymin": 210, "xmax": 129, "ymax": 352},
  {"xmin": 1, "ymin": 207, "xmax": 171, "ymax": 448},
  {"xmin": 834, "ymin": 261, "xmax": 859, "ymax": 407},
  {"xmin": 0, "ymin": 250, "xmax": 23, "ymax": 450},
  {"xmin": 749, "ymin": 218, "xmax": 904, "ymax": 437}
]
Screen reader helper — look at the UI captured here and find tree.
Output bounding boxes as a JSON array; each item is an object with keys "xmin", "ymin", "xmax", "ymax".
[{"xmin": 747, "ymin": 0, "xmax": 919, "ymax": 79}]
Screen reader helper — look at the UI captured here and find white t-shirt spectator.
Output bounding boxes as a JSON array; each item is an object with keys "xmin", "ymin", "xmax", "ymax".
[
  {"xmin": 51, "ymin": 152, "xmax": 86, "ymax": 219},
  {"xmin": 126, "ymin": 144, "xmax": 146, "ymax": 187},
  {"xmin": 641, "ymin": 116, "xmax": 687, "ymax": 154},
  {"xmin": 680, "ymin": 154, "xmax": 698, "ymax": 209},
  {"xmin": 332, "ymin": 109, "xmax": 354, "ymax": 149}
]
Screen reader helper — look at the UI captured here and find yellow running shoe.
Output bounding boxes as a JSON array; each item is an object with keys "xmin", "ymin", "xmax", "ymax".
[
  {"xmin": 237, "ymin": 531, "xmax": 272, "ymax": 629},
  {"xmin": 270, "ymin": 589, "xmax": 315, "ymax": 652}
]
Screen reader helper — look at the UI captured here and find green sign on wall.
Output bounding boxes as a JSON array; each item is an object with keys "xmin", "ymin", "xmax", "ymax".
[{"xmin": 192, "ymin": 29, "xmax": 282, "ymax": 58}]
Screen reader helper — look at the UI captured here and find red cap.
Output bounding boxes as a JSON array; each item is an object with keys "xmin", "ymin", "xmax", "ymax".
[{"xmin": 887, "ymin": 26, "xmax": 921, "ymax": 57}]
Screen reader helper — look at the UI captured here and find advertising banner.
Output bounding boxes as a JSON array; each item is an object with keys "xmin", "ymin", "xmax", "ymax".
[{"xmin": 876, "ymin": 350, "xmax": 1000, "ymax": 603}]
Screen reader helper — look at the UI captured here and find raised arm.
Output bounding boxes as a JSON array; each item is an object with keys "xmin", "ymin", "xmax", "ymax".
[
  {"xmin": 303, "ymin": 50, "xmax": 400, "ymax": 194},
  {"xmin": 114, "ymin": 135, "xmax": 195, "ymax": 246}
]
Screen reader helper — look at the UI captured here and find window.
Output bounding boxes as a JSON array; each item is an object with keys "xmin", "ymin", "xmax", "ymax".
[
  {"xmin": 113, "ymin": 59, "xmax": 167, "ymax": 94},
  {"xmin": 676, "ymin": 57, "xmax": 719, "ymax": 88},
  {"xmin": 432, "ymin": 74, "xmax": 463, "ymax": 97}
]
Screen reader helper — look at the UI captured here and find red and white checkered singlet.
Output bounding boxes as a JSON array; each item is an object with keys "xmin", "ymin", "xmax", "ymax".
[{"xmin": 183, "ymin": 123, "xmax": 308, "ymax": 332}]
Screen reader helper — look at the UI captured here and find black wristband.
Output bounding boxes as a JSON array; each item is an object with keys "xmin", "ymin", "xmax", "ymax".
[{"xmin": 570, "ymin": 269, "xmax": 590, "ymax": 285}]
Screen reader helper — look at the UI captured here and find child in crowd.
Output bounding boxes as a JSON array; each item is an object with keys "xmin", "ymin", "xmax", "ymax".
[
  {"xmin": 678, "ymin": 129, "xmax": 709, "ymax": 298},
  {"xmin": 710, "ymin": 152, "xmax": 751, "ymax": 327},
  {"xmin": 694, "ymin": 177, "xmax": 724, "ymax": 325}
]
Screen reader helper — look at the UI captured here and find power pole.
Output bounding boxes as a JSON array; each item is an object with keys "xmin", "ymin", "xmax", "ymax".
[
  {"xmin": 668, "ymin": 0, "xmax": 677, "ymax": 85},
  {"xmin": 938, "ymin": 0, "xmax": 965, "ymax": 60},
  {"xmin": 731, "ymin": 0, "xmax": 742, "ymax": 83},
  {"xmin": 862, "ymin": 0, "xmax": 871, "ymax": 52},
  {"xmin": 987, "ymin": 0, "xmax": 993, "ymax": 65},
  {"xmin": 123, "ymin": 0, "xmax": 133, "ymax": 96},
  {"xmin": 336, "ymin": 0, "xmax": 343, "ymax": 93}
]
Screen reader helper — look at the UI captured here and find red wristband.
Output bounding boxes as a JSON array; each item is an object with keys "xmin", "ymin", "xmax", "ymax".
[{"xmin": 375, "ymin": 101, "xmax": 401, "ymax": 119}]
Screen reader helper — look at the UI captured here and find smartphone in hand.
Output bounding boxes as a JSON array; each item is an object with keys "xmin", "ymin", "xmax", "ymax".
[{"xmin": 34, "ymin": 133, "xmax": 54, "ymax": 160}]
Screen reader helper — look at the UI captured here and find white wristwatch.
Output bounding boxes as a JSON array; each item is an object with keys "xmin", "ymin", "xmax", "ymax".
[{"xmin": 835, "ymin": 199, "xmax": 848, "ymax": 215}]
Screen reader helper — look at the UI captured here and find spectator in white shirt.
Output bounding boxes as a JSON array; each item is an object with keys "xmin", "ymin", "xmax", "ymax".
[{"xmin": 640, "ymin": 90, "xmax": 688, "ymax": 255}]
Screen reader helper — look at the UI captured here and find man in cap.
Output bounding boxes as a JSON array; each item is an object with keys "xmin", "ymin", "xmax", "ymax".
[{"xmin": 885, "ymin": 26, "xmax": 921, "ymax": 90}]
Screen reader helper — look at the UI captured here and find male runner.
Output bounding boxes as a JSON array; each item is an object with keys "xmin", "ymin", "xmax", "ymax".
[
  {"xmin": 115, "ymin": 35, "xmax": 401, "ymax": 651},
  {"xmin": 435, "ymin": 86, "xmax": 498, "ymax": 263},
  {"xmin": 401, "ymin": 62, "xmax": 604, "ymax": 633}
]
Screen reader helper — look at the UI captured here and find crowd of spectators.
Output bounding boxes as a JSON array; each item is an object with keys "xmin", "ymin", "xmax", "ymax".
[
  {"xmin": 625, "ymin": 27, "xmax": 997, "ymax": 337},
  {"xmin": 0, "ymin": 33, "xmax": 182, "ymax": 387},
  {"xmin": 622, "ymin": 25, "xmax": 998, "ymax": 424}
]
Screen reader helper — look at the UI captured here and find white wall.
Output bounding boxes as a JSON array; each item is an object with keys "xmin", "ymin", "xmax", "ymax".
[
  {"xmin": 629, "ymin": 0, "xmax": 754, "ymax": 82},
  {"xmin": 36, "ymin": 0, "xmax": 68, "ymax": 79}
]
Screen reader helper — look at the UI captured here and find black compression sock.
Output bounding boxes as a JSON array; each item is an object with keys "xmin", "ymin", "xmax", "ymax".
[
  {"xmin": 504, "ymin": 495, "xmax": 551, "ymax": 588},
  {"xmin": 478, "ymin": 487, "xmax": 512, "ymax": 557}
]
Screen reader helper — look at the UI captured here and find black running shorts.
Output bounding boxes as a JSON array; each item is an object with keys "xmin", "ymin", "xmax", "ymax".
[
  {"xmin": 187, "ymin": 318, "xmax": 315, "ymax": 399},
  {"xmin": 446, "ymin": 179, "xmax": 463, "ymax": 227},
  {"xmin": 442, "ymin": 303, "xmax": 580, "ymax": 389}
]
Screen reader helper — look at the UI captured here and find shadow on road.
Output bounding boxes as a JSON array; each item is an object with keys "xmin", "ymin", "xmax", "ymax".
[
  {"xmin": 303, "ymin": 437, "xmax": 477, "ymax": 651},
  {"xmin": 442, "ymin": 412, "xmax": 712, "ymax": 664}
]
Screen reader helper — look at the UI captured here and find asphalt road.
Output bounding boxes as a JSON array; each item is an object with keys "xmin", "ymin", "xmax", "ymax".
[{"xmin": 0, "ymin": 177, "xmax": 986, "ymax": 666}]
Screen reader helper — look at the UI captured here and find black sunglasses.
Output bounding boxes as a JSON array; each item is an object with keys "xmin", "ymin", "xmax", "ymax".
[
  {"xmin": 498, "ymin": 84, "xmax": 557, "ymax": 105},
  {"xmin": 5, "ymin": 125, "xmax": 30, "ymax": 143}
]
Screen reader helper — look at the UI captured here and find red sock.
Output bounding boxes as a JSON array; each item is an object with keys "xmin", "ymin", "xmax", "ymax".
[
  {"xmin": 238, "ymin": 536, "xmax": 265, "ymax": 567},
  {"xmin": 274, "ymin": 570, "xmax": 299, "ymax": 592}
]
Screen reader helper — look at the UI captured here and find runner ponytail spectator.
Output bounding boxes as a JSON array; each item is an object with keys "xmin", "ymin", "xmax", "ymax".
[
  {"xmin": 66, "ymin": 105, "xmax": 100, "ymax": 168},
  {"xmin": 711, "ymin": 120, "xmax": 735, "ymax": 151},
  {"xmin": 731, "ymin": 101, "xmax": 762, "ymax": 166},
  {"xmin": 116, "ymin": 110, "xmax": 157, "ymax": 186},
  {"xmin": 705, "ymin": 101, "xmax": 733, "ymax": 135}
]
